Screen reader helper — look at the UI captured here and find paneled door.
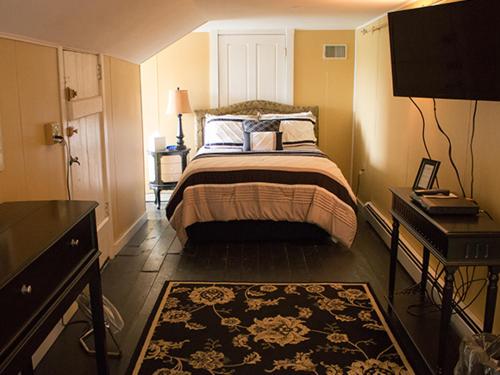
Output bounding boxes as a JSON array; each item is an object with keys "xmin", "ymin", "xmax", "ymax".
[
  {"xmin": 217, "ymin": 33, "xmax": 289, "ymax": 106},
  {"xmin": 62, "ymin": 50, "xmax": 112, "ymax": 264}
]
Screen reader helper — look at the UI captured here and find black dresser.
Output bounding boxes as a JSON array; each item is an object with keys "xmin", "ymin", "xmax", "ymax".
[{"xmin": 0, "ymin": 200, "xmax": 109, "ymax": 374}]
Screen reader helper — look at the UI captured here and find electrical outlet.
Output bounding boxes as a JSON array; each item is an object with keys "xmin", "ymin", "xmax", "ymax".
[{"xmin": 44, "ymin": 123, "xmax": 63, "ymax": 145}]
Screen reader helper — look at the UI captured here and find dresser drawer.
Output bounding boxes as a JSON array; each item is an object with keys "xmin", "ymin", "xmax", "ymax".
[{"xmin": 0, "ymin": 214, "xmax": 95, "ymax": 352}]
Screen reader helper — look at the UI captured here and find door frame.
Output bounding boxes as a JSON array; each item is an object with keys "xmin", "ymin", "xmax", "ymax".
[
  {"xmin": 209, "ymin": 29, "xmax": 294, "ymax": 108},
  {"xmin": 56, "ymin": 47, "xmax": 115, "ymax": 260}
]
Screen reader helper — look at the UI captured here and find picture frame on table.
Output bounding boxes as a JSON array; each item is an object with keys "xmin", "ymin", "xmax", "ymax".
[{"xmin": 412, "ymin": 158, "xmax": 440, "ymax": 190}]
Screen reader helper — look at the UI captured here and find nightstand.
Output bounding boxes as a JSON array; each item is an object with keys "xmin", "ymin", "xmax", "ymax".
[{"xmin": 149, "ymin": 148, "xmax": 190, "ymax": 209}]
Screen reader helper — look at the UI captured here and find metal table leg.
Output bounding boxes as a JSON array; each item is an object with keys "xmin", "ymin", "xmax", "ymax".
[
  {"xmin": 484, "ymin": 266, "xmax": 500, "ymax": 332},
  {"xmin": 389, "ymin": 218, "xmax": 400, "ymax": 303},
  {"xmin": 437, "ymin": 266, "xmax": 457, "ymax": 375}
]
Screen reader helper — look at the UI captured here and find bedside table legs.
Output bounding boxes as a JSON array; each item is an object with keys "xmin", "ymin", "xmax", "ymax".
[
  {"xmin": 420, "ymin": 247, "xmax": 430, "ymax": 297},
  {"xmin": 153, "ymin": 188, "xmax": 161, "ymax": 209},
  {"xmin": 484, "ymin": 266, "xmax": 500, "ymax": 332},
  {"xmin": 437, "ymin": 266, "xmax": 457, "ymax": 375},
  {"xmin": 89, "ymin": 261, "xmax": 110, "ymax": 375},
  {"xmin": 388, "ymin": 218, "xmax": 400, "ymax": 303}
]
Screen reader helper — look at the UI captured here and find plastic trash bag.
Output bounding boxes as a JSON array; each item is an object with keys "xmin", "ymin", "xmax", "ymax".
[{"xmin": 455, "ymin": 333, "xmax": 500, "ymax": 375}]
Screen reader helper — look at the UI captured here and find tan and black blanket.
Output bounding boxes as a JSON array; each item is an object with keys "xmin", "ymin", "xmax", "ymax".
[{"xmin": 166, "ymin": 149, "xmax": 358, "ymax": 247}]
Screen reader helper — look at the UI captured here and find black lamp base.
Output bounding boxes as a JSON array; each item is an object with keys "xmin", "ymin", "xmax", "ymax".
[{"xmin": 176, "ymin": 113, "xmax": 186, "ymax": 150}]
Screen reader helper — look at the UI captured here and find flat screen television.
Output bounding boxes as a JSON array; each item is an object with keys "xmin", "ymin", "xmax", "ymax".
[{"xmin": 388, "ymin": 0, "xmax": 500, "ymax": 101}]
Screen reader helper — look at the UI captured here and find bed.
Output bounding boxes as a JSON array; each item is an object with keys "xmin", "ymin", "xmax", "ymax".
[{"xmin": 165, "ymin": 100, "xmax": 357, "ymax": 247}]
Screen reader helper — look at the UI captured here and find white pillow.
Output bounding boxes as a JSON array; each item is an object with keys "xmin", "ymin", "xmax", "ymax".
[
  {"xmin": 204, "ymin": 114, "xmax": 257, "ymax": 148},
  {"xmin": 259, "ymin": 112, "xmax": 317, "ymax": 147},
  {"xmin": 243, "ymin": 131, "xmax": 283, "ymax": 151}
]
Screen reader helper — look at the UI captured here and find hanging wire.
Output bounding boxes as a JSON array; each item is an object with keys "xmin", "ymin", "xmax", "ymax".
[
  {"xmin": 470, "ymin": 100, "xmax": 478, "ymax": 199},
  {"xmin": 432, "ymin": 99, "xmax": 466, "ymax": 197},
  {"xmin": 409, "ymin": 97, "xmax": 440, "ymax": 188}
]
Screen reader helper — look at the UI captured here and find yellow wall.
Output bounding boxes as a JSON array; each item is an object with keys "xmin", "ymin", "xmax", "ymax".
[
  {"xmin": 141, "ymin": 33, "xmax": 210, "ymax": 190},
  {"xmin": 0, "ymin": 37, "xmax": 145, "ymax": 253},
  {"xmin": 353, "ymin": 14, "xmax": 500, "ymax": 331},
  {"xmin": 294, "ymin": 30, "xmax": 355, "ymax": 179},
  {"xmin": 140, "ymin": 31, "xmax": 356, "ymax": 187},
  {"xmin": 104, "ymin": 56, "xmax": 146, "ymax": 243}
]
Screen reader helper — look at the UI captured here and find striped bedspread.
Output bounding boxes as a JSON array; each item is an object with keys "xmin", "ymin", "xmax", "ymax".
[{"xmin": 166, "ymin": 147, "xmax": 358, "ymax": 247}]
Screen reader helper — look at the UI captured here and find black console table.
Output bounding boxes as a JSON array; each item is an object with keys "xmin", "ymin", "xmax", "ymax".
[
  {"xmin": 0, "ymin": 201, "xmax": 109, "ymax": 374},
  {"xmin": 149, "ymin": 148, "xmax": 190, "ymax": 209},
  {"xmin": 388, "ymin": 187, "xmax": 500, "ymax": 374}
]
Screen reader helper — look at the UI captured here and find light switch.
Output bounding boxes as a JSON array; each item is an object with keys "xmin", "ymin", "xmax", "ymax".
[{"xmin": 44, "ymin": 123, "xmax": 63, "ymax": 145}]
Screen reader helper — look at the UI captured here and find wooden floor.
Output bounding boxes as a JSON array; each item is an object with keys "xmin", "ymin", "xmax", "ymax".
[{"xmin": 36, "ymin": 203, "xmax": 416, "ymax": 375}]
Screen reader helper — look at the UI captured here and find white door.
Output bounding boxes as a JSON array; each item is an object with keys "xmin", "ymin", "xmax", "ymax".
[
  {"xmin": 62, "ymin": 50, "xmax": 112, "ymax": 264},
  {"xmin": 218, "ymin": 33, "xmax": 289, "ymax": 106}
]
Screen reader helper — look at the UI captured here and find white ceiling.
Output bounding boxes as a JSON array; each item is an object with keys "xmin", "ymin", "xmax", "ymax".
[{"xmin": 0, "ymin": 0, "xmax": 410, "ymax": 63}]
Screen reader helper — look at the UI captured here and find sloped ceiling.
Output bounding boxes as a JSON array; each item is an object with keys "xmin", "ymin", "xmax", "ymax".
[{"xmin": 0, "ymin": 0, "xmax": 409, "ymax": 63}]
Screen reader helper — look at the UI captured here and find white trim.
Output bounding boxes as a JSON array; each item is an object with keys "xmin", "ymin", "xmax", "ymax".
[
  {"xmin": 355, "ymin": 0, "xmax": 443, "ymax": 31},
  {"xmin": 215, "ymin": 29, "xmax": 288, "ymax": 36},
  {"xmin": 285, "ymin": 28, "xmax": 295, "ymax": 105},
  {"xmin": 356, "ymin": 10, "xmax": 390, "ymax": 30},
  {"xmin": 349, "ymin": 31, "xmax": 359, "ymax": 185},
  {"xmin": 0, "ymin": 32, "xmax": 101, "ymax": 56},
  {"xmin": 209, "ymin": 30, "xmax": 219, "ymax": 108},
  {"xmin": 112, "ymin": 212, "xmax": 148, "ymax": 254},
  {"xmin": 57, "ymin": 47, "xmax": 72, "ymax": 199},
  {"xmin": 0, "ymin": 32, "xmax": 60, "ymax": 48},
  {"xmin": 209, "ymin": 29, "xmax": 294, "ymax": 108},
  {"xmin": 361, "ymin": 201, "xmax": 482, "ymax": 337},
  {"xmin": 97, "ymin": 53, "xmax": 117, "ymax": 259}
]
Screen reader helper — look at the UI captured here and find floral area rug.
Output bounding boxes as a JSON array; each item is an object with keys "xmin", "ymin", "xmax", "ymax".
[{"xmin": 130, "ymin": 282, "xmax": 413, "ymax": 375}]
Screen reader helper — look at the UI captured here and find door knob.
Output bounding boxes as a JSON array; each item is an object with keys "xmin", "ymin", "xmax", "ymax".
[
  {"xmin": 70, "ymin": 156, "xmax": 80, "ymax": 166},
  {"xmin": 21, "ymin": 284, "xmax": 32, "ymax": 295}
]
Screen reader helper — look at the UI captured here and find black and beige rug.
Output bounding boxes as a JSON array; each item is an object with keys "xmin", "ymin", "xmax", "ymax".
[{"xmin": 130, "ymin": 282, "xmax": 413, "ymax": 374}]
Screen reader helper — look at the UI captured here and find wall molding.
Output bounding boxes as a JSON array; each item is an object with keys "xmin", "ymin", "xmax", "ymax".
[
  {"xmin": 361, "ymin": 200, "xmax": 482, "ymax": 337},
  {"xmin": 112, "ymin": 211, "xmax": 148, "ymax": 255}
]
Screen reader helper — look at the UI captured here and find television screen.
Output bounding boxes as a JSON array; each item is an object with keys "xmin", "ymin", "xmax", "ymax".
[{"xmin": 388, "ymin": 0, "xmax": 500, "ymax": 101}]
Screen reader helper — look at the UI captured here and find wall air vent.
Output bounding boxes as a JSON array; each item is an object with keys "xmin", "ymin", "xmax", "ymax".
[{"xmin": 323, "ymin": 44, "xmax": 347, "ymax": 60}]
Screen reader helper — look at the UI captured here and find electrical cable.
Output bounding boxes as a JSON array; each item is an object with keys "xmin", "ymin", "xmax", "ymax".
[
  {"xmin": 62, "ymin": 140, "xmax": 72, "ymax": 200},
  {"xmin": 409, "ymin": 97, "xmax": 440, "ymax": 188},
  {"xmin": 355, "ymin": 170, "xmax": 363, "ymax": 196},
  {"xmin": 432, "ymin": 99, "xmax": 466, "ymax": 197},
  {"xmin": 470, "ymin": 100, "xmax": 478, "ymax": 199}
]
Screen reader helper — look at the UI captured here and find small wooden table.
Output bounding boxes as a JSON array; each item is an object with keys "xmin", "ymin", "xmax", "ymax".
[
  {"xmin": 149, "ymin": 148, "xmax": 190, "ymax": 209},
  {"xmin": 388, "ymin": 187, "xmax": 500, "ymax": 374}
]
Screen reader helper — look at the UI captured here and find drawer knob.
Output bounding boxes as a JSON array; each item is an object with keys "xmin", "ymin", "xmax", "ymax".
[
  {"xmin": 21, "ymin": 284, "xmax": 32, "ymax": 295},
  {"xmin": 70, "ymin": 238, "xmax": 80, "ymax": 247}
]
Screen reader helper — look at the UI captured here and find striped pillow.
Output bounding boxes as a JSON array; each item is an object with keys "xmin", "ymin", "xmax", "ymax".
[
  {"xmin": 243, "ymin": 131, "xmax": 283, "ymax": 151},
  {"xmin": 243, "ymin": 119, "xmax": 281, "ymax": 133},
  {"xmin": 204, "ymin": 114, "xmax": 257, "ymax": 148},
  {"xmin": 259, "ymin": 112, "xmax": 317, "ymax": 147}
]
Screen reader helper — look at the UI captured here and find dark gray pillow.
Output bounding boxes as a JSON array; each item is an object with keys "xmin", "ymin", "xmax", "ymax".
[{"xmin": 242, "ymin": 119, "xmax": 281, "ymax": 133}]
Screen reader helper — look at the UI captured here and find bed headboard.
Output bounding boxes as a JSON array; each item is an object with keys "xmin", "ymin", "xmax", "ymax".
[{"xmin": 193, "ymin": 100, "xmax": 319, "ymax": 150}]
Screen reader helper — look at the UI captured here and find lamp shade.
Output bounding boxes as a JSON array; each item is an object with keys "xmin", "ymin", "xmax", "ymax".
[{"xmin": 166, "ymin": 87, "xmax": 192, "ymax": 115}]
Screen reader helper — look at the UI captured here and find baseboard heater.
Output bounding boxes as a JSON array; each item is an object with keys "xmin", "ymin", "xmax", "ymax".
[{"xmin": 362, "ymin": 201, "xmax": 482, "ymax": 335}]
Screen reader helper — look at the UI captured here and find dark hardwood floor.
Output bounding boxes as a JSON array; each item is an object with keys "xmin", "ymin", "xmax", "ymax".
[{"xmin": 36, "ymin": 202, "xmax": 417, "ymax": 375}]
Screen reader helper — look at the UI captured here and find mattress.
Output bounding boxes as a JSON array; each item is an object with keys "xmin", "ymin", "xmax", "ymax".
[{"xmin": 166, "ymin": 146, "xmax": 358, "ymax": 247}]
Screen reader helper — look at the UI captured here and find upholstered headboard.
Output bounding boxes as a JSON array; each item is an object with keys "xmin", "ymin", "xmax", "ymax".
[{"xmin": 194, "ymin": 100, "xmax": 319, "ymax": 150}]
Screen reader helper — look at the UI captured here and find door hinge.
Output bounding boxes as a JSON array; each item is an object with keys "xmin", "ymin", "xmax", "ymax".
[
  {"xmin": 97, "ymin": 63, "xmax": 102, "ymax": 81},
  {"xmin": 65, "ymin": 86, "xmax": 78, "ymax": 102},
  {"xmin": 285, "ymin": 48, "xmax": 287, "ymax": 57},
  {"xmin": 104, "ymin": 202, "xmax": 110, "ymax": 216}
]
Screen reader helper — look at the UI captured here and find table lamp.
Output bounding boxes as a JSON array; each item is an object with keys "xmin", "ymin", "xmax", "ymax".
[{"xmin": 166, "ymin": 87, "xmax": 192, "ymax": 150}]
